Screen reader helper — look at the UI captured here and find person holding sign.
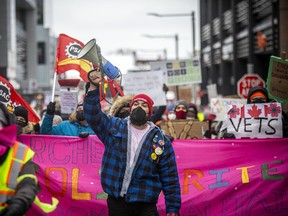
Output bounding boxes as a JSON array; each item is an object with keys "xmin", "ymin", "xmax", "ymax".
[
  {"xmin": 84, "ymin": 69, "xmax": 181, "ymax": 216},
  {"xmin": 247, "ymin": 86, "xmax": 270, "ymax": 104},
  {"xmin": 187, "ymin": 103, "xmax": 199, "ymax": 120},
  {"xmin": 174, "ymin": 100, "xmax": 188, "ymax": 120},
  {"xmin": 40, "ymin": 102, "xmax": 95, "ymax": 137},
  {"xmin": 247, "ymin": 86, "xmax": 288, "ymax": 137},
  {"xmin": 219, "ymin": 85, "xmax": 288, "ymax": 138}
]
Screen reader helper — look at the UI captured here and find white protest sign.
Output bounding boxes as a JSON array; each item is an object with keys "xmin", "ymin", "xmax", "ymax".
[
  {"xmin": 60, "ymin": 90, "xmax": 78, "ymax": 114},
  {"xmin": 150, "ymin": 59, "xmax": 202, "ymax": 86},
  {"xmin": 122, "ymin": 71, "xmax": 166, "ymax": 106},
  {"xmin": 207, "ymin": 84, "xmax": 218, "ymax": 100},
  {"xmin": 210, "ymin": 98, "xmax": 246, "ymax": 121},
  {"xmin": 226, "ymin": 102, "xmax": 283, "ymax": 138}
]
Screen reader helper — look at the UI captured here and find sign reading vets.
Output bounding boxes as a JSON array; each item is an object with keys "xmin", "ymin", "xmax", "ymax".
[
  {"xmin": 226, "ymin": 102, "xmax": 283, "ymax": 138},
  {"xmin": 19, "ymin": 135, "xmax": 288, "ymax": 216}
]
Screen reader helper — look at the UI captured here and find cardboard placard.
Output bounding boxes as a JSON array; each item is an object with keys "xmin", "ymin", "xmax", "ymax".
[
  {"xmin": 160, "ymin": 120, "xmax": 208, "ymax": 139},
  {"xmin": 267, "ymin": 56, "xmax": 288, "ymax": 103}
]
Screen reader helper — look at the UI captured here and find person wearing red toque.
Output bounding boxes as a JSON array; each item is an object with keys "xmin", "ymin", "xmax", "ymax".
[{"xmin": 84, "ymin": 69, "xmax": 181, "ymax": 216}]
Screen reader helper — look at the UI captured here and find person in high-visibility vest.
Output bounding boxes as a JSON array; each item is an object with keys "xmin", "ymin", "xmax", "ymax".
[{"xmin": 0, "ymin": 103, "xmax": 58, "ymax": 216}]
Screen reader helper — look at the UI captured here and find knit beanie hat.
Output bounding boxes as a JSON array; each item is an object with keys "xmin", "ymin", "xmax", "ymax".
[
  {"xmin": 249, "ymin": 91, "xmax": 267, "ymax": 101},
  {"xmin": 174, "ymin": 100, "xmax": 188, "ymax": 112},
  {"xmin": 247, "ymin": 86, "xmax": 269, "ymax": 104},
  {"xmin": 14, "ymin": 106, "xmax": 28, "ymax": 124},
  {"xmin": 130, "ymin": 94, "xmax": 154, "ymax": 117}
]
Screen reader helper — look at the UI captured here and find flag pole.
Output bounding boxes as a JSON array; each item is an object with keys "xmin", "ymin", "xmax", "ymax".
[{"xmin": 51, "ymin": 72, "xmax": 57, "ymax": 102}]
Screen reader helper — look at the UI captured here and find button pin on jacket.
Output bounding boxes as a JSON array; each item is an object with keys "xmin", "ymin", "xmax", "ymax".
[
  {"xmin": 151, "ymin": 153, "xmax": 157, "ymax": 160},
  {"xmin": 155, "ymin": 147, "xmax": 163, "ymax": 155}
]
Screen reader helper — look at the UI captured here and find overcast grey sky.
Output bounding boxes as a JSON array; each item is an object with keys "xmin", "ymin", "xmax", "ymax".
[{"xmin": 46, "ymin": 0, "xmax": 199, "ymax": 73}]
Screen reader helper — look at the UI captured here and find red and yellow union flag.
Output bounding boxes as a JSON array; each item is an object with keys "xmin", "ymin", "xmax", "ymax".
[{"xmin": 55, "ymin": 34, "xmax": 92, "ymax": 82}]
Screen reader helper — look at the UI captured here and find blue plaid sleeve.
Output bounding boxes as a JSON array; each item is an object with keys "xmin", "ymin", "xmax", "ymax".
[
  {"xmin": 83, "ymin": 85, "xmax": 112, "ymax": 143},
  {"xmin": 157, "ymin": 137, "xmax": 181, "ymax": 213}
]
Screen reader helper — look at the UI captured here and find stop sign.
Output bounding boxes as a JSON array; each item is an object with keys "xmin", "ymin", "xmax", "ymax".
[{"xmin": 237, "ymin": 74, "xmax": 265, "ymax": 99}]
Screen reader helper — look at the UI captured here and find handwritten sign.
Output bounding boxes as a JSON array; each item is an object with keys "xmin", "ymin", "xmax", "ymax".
[
  {"xmin": 150, "ymin": 59, "xmax": 202, "ymax": 86},
  {"xmin": 210, "ymin": 98, "xmax": 246, "ymax": 121},
  {"xmin": 226, "ymin": 102, "xmax": 283, "ymax": 138},
  {"xmin": 60, "ymin": 90, "xmax": 78, "ymax": 114},
  {"xmin": 122, "ymin": 70, "xmax": 166, "ymax": 106},
  {"xmin": 267, "ymin": 56, "xmax": 288, "ymax": 103}
]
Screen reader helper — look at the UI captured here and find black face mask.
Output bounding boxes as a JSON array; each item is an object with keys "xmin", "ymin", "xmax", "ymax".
[
  {"xmin": 118, "ymin": 110, "xmax": 130, "ymax": 118},
  {"xmin": 251, "ymin": 98, "xmax": 267, "ymax": 104},
  {"xmin": 130, "ymin": 107, "xmax": 148, "ymax": 126},
  {"xmin": 17, "ymin": 120, "xmax": 27, "ymax": 128},
  {"xmin": 76, "ymin": 110, "xmax": 85, "ymax": 121}
]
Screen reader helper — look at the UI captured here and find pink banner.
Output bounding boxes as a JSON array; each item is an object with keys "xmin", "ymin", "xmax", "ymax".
[{"xmin": 19, "ymin": 135, "xmax": 288, "ymax": 216}]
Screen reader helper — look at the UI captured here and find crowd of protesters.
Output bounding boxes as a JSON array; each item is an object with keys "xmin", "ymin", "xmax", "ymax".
[
  {"xmin": 1, "ymin": 77, "xmax": 288, "ymax": 215},
  {"xmin": 10, "ymin": 84, "xmax": 288, "ymax": 139}
]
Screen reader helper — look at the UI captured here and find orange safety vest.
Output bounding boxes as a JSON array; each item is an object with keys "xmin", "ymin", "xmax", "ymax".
[{"xmin": 0, "ymin": 141, "xmax": 58, "ymax": 213}]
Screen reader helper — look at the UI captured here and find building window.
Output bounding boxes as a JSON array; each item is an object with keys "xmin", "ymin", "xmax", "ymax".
[
  {"xmin": 37, "ymin": 0, "xmax": 44, "ymax": 25},
  {"xmin": 38, "ymin": 42, "xmax": 46, "ymax": 64}
]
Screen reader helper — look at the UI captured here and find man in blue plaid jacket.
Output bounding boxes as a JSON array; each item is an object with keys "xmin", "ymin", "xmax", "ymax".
[{"xmin": 84, "ymin": 69, "xmax": 181, "ymax": 216}]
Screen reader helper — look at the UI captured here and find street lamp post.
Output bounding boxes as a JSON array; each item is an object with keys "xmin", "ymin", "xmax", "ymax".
[
  {"xmin": 147, "ymin": 11, "xmax": 195, "ymax": 57},
  {"xmin": 143, "ymin": 33, "xmax": 180, "ymax": 99},
  {"xmin": 148, "ymin": 11, "xmax": 197, "ymax": 103},
  {"xmin": 142, "ymin": 34, "xmax": 179, "ymax": 60}
]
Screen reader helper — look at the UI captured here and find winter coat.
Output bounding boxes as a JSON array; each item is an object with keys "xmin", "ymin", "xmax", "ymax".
[
  {"xmin": 40, "ymin": 113, "xmax": 95, "ymax": 136},
  {"xmin": 84, "ymin": 84, "xmax": 181, "ymax": 213}
]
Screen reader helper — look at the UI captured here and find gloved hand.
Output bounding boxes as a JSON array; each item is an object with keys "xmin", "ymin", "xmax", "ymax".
[
  {"xmin": 33, "ymin": 123, "xmax": 40, "ymax": 134},
  {"xmin": 79, "ymin": 132, "xmax": 90, "ymax": 138},
  {"xmin": 0, "ymin": 200, "xmax": 26, "ymax": 216},
  {"xmin": 163, "ymin": 84, "xmax": 169, "ymax": 93},
  {"xmin": 46, "ymin": 102, "xmax": 56, "ymax": 115},
  {"xmin": 223, "ymin": 132, "xmax": 236, "ymax": 139},
  {"xmin": 166, "ymin": 213, "xmax": 178, "ymax": 216}
]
